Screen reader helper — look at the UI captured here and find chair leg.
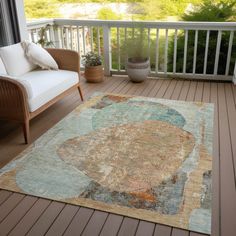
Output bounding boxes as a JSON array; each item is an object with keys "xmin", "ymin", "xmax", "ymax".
[
  {"xmin": 78, "ymin": 85, "xmax": 84, "ymax": 101},
  {"xmin": 22, "ymin": 120, "xmax": 30, "ymax": 144}
]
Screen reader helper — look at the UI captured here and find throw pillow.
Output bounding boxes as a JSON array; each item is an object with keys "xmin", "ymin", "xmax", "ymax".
[{"xmin": 22, "ymin": 41, "xmax": 58, "ymax": 70}]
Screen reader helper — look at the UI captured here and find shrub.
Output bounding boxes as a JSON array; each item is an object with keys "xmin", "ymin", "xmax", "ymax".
[{"xmin": 168, "ymin": 0, "xmax": 236, "ymax": 75}]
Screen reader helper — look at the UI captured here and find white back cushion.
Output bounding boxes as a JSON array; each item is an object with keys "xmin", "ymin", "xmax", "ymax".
[
  {"xmin": 0, "ymin": 43, "xmax": 37, "ymax": 76},
  {"xmin": 0, "ymin": 57, "xmax": 7, "ymax": 74},
  {"xmin": 22, "ymin": 41, "xmax": 58, "ymax": 70}
]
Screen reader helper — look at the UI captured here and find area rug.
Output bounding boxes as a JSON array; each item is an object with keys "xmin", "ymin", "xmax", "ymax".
[{"xmin": 0, "ymin": 93, "xmax": 214, "ymax": 234}]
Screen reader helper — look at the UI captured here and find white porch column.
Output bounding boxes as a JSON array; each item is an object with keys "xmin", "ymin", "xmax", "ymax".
[{"xmin": 15, "ymin": 0, "xmax": 28, "ymax": 40}]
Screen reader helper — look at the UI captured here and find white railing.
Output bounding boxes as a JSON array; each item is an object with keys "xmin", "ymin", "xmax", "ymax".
[{"xmin": 27, "ymin": 19, "xmax": 236, "ymax": 81}]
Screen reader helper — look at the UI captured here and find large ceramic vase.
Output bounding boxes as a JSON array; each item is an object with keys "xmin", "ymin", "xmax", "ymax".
[
  {"xmin": 84, "ymin": 65, "xmax": 104, "ymax": 83},
  {"xmin": 126, "ymin": 57, "xmax": 150, "ymax": 82}
]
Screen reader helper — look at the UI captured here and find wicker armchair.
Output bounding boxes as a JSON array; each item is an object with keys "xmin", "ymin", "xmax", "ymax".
[{"xmin": 0, "ymin": 48, "xmax": 83, "ymax": 144}]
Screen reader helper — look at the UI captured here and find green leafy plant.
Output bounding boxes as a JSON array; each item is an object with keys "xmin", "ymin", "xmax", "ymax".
[
  {"xmin": 82, "ymin": 52, "xmax": 102, "ymax": 67},
  {"xmin": 168, "ymin": 0, "xmax": 236, "ymax": 75},
  {"xmin": 36, "ymin": 24, "xmax": 54, "ymax": 47},
  {"xmin": 122, "ymin": 27, "xmax": 149, "ymax": 61}
]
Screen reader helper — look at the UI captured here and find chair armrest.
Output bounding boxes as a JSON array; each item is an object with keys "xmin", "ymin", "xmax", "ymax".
[
  {"xmin": 46, "ymin": 48, "xmax": 80, "ymax": 73},
  {"xmin": 0, "ymin": 76, "xmax": 29, "ymax": 122}
]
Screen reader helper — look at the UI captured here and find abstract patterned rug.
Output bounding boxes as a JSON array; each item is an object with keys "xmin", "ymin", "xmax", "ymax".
[{"xmin": 0, "ymin": 93, "xmax": 214, "ymax": 234}]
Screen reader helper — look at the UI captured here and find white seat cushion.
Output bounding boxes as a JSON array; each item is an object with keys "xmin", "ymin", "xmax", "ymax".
[
  {"xmin": 0, "ymin": 43, "xmax": 37, "ymax": 77},
  {"xmin": 18, "ymin": 69, "xmax": 79, "ymax": 112},
  {"xmin": 0, "ymin": 57, "xmax": 7, "ymax": 74}
]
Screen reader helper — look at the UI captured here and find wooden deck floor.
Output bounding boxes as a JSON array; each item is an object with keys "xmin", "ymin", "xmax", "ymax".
[{"xmin": 0, "ymin": 76, "xmax": 236, "ymax": 236}]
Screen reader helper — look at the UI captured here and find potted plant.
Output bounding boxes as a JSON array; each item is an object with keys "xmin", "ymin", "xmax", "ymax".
[
  {"xmin": 82, "ymin": 52, "xmax": 104, "ymax": 83},
  {"xmin": 37, "ymin": 24, "xmax": 54, "ymax": 47},
  {"xmin": 125, "ymin": 28, "xmax": 150, "ymax": 82}
]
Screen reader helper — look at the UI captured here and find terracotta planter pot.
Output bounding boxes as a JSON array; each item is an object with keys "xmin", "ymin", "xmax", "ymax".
[{"xmin": 84, "ymin": 65, "xmax": 104, "ymax": 83}]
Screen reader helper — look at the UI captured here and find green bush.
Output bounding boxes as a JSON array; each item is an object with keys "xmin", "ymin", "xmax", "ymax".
[
  {"xmin": 97, "ymin": 7, "xmax": 123, "ymax": 20},
  {"xmin": 168, "ymin": 0, "xmax": 236, "ymax": 75},
  {"xmin": 24, "ymin": 0, "xmax": 61, "ymax": 19}
]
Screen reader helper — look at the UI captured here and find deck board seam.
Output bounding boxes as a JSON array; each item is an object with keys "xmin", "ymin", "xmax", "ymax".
[
  {"xmin": 23, "ymin": 200, "xmax": 53, "ymax": 236},
  {"xmin": 224, "ymin": 84, "xmax": 236, "ymax": 187},
  {"xmin": 79, "ymin": 209, "xmax": 95, "ymax": 236},
  {"xmin": 0, "ymin": 191, "xmax": 13, "ymax": 207},
  {"xmin": 61, "ymin": 207, "xmax": 81, "ymax": 236},
  {"xmin": 6, "ymin": 197, "xmax": 39, "ymax": 236},
  {"xmin": 97, "ymin": 213, "xmax": 110, "ymax": 236},
  {"xmin": 216, "ymin": 83, "xmax": 221, "ymax": 236},
  {"xmin": 0, "ymin": 194, "xmax": 26, "ymax": 224},
  {"xmin": 43, "ymin": 203, "xmax": 67, "ymax": 236}
]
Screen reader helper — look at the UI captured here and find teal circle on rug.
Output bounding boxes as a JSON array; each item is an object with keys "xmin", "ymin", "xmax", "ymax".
[{"xmin": 92, "ymin": 101, "xmax": 186, "ymax": 130}]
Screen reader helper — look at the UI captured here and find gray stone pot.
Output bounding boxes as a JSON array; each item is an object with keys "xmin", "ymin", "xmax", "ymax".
[{"xmin": 126, "ymin": 57, "xmax": 150, "ymax": 82}]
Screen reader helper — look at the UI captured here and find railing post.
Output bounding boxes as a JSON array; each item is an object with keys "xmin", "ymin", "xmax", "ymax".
[
  {"xmin": 103, "ymin": 25, "xmax": 111, "ymax": 76},
  {"xmin": 53, "ymin": 25, "xmax": 61, "ymax": 48}
]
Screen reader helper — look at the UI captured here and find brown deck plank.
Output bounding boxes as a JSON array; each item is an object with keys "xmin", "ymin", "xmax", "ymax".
[
  {"xmin": 225, "ymin": 83, "xmax": 236, "ymax": 180},
  {"xmin": 26, "ymin": 201, "xmax": 65, "ymax": 236},
  {"xmin": 135, "ymin": 221, "xmax": 155, "ymax": 236},
  {"xmin": 190, "ymin": 232, "xmax": 208, "ymax": 236},
  {"xmin": 117, "ymin": 217, "xmax": 139, "ymax": 236},
  {"xmin": 148, "ymin": 79, "xmax": 164, "ymax": 97},
  {"xmin": 202, "ymin": 82, "xmax": 211, "ymax": 103},
  {"xmin": 111, "ymin": 80, "xmax": 130, "ymax": 94},
  {"xmin": 99, "ymin": 214, "xmax": 123, "ymax": 236},
  {"xmin": 107, "ymin": 78, "xmax": 128, "ymax": 94},
  {"xmin": 0, "ymin": 193, "xmax": 24, "ymax": 222},
  {"xmin": 186, "ymin": 81, "xmax": 197, "ymax": 101},
  {"xmin": 178, "ymin": 80, "xmax": 191, "ymax": 101},
  {"xmin": 83, "ymin": 77, "xmax": 117, "ymax": 97},
  {"xmin": 45, "ymin": 204, "xmax": 79, "ymax": 236},
  {"xmin": 108, "ymin": 78, "xmax": 127, "ymax": 93},
  {"xmin": 133, "ymin": 80, "xmax": 151, "ymax": 96},
  {"xmin": 0, "ymin": 195, "xmax": 37, "ymax": 235},
  {"xmin": 171, "ymin": 80, "xmax": 184, "ymax": 100},
  {"xmin": 81, "ymin": 211, "xmax": 108, "ymax": 236},
  {"xmin": 0, "ymin": 190, "xmax": 12, "ymax": 205},
  {"xmin": 98, "ymin": 77, "xmax": 122, "ymax": 93},
  {"xmin": 140, "ymin": 79, "xmax": 157, "ymax": 96},
  {"xmin": 218, "ymin": 83, "xmax": 236, "ymax": 236},
  {"xmin": 124, "ymin": 81, "xmax": 141, "ymax": 95},
  {"xmin": 171, "ymin": 228, "xmax": 189, "ymax": 236},
  {"xmin": 163, "ymin": 80, "xmax": 178, "ymax": 99},
  {"xmin": 153, "ymin": 224, "xmax": 172, "ymax": 236},
  {"xmin": 8, "ymin": 198, "xmax": 51, "ymax": 236},
  {"xmin": 117, "ymin": 80, "xmax": 135, "ymax": 95},
  {"xmin": 209, "ymin": 82, "xmax": 220, "ymax": 236},
  {"xmin": 194, "ymin": 81, "xmax": 204, "ymax": 102},
  {"xmin": 155, "ymin": 79, "xmax": 171, "ymax": 98},
  {"xmin": 63, "ymin": 207, "xmax": 94, "ymax": 236}
]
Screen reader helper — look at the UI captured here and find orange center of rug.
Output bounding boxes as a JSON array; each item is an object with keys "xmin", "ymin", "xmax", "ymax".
[{"xmin": 57, "ymin": 120, "xmax": 195, "ymax": 193}]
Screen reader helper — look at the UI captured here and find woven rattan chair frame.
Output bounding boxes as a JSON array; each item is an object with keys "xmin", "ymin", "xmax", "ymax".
[{"xmin": 0, "ymin": 48, "xmax": 83, "ymax": 144}]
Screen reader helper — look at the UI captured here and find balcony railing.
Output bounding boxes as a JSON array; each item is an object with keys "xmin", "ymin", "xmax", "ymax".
[{"xmin": 27, "ymin": 19, "xmax": 236, "ymax": 81}]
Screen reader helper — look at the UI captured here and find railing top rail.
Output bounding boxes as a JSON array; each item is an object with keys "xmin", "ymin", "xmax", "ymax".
[
  {"xmin": 27, "ymin": 18, "xmax": 236, "ymax": 31},
  {"xmin": 27, "ymin": 19, "xmax": 54, "ymax": 30}
]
